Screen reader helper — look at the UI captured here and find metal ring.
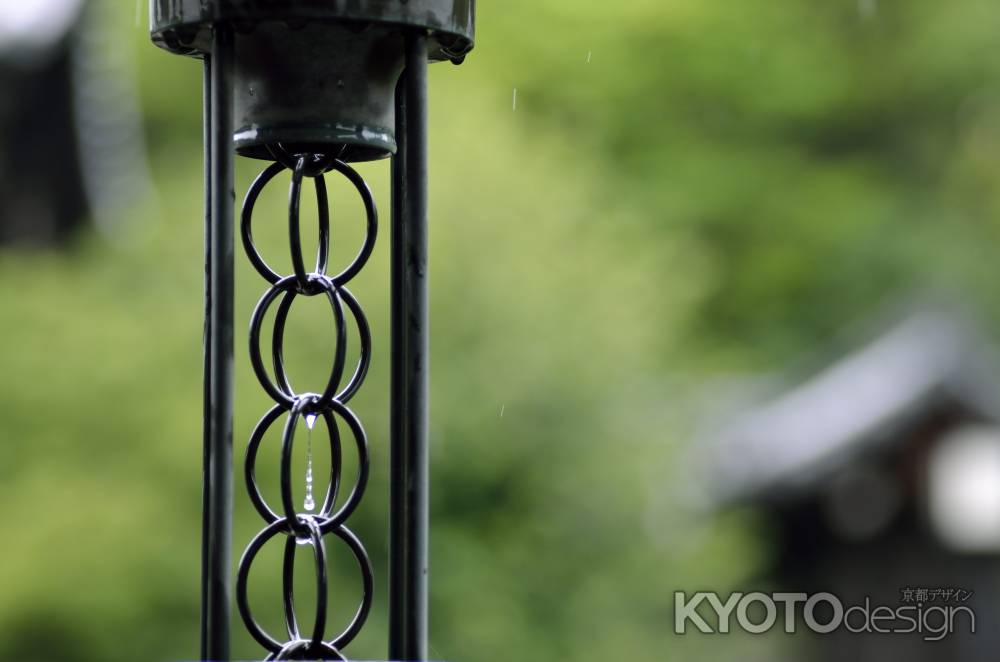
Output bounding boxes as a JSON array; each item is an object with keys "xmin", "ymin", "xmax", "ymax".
[
  {"xmin": 272, "ymin": 285, "xmax": 371, "ymax": 406},
  {"xmin": 266, "ymin": 639, "xmax": 345, "ymax": 662},
  {"xmin": 242, "ymin": 162, "xmax": 331, "ymax": 287},
  {"xmin": 288, "ymin": 157, "xmax": 331, "ymax": 293},
  {"xmin": 249, "ymin": 275, "xmax": 347, "ymax": 408},
  {"xmin": 245, "ymin": 404, "xmax": 290, "ymax": 525},
  {"xmin": 323, "ymin": 159, "xmax": 377, "ymax": 287},
  {"xmin": 280, "ymin": 398, "xmax": 329, "ymax": 534},
  {"xmin": 236, "ymin": 519, "xmax": 373, "ymax": 654},
  {"xmin": 244, "ymin": 150, "xmax": 376, "ymax": 288},
  {"xmin": 245, "ymin": 399, "xmax": 369, "ymax": 531},
  {"xmin": 316, "ymin": 402, "xmax": 369, "ymax": 532},
  {"xmin": 325, "ymin": 525, "xmax": 374, "ymax": 649},
  {"xmin": 330, "ymin": 287, "xmax": 371, "ymax": 404},
  {"xmin": 281, "ymin": 517, "xmax": 327, "ymax": 648},
  {"xmin": 287, "ymin": 397, "xmax": 370, "ymax": 532},
  {"xmin": 237, "ymin": 518, "xmax": 298, "ymax": 654},
  {"xmin": 268, "ymin": 143, "xmax": 341, "ymax": 177},
  {"xmin": 246, "ymin": 402, "xmax": 341, "ymax": 526}
]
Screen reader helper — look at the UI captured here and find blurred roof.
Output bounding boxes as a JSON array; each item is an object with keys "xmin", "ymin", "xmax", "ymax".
[{"xmin": 697, "ymin": 312, "xmax": 1000, "ymax": 506}]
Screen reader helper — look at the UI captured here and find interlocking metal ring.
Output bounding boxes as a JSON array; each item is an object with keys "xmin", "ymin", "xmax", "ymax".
[
  {"xmin": 267, "ymin": 639, "xmax": 345, "ymax": 662},
  {"xmin": 271, "ymin": 284, "xmax": 371, "ymax": 407},
  {"xmin": 235, "ymin": 518, "xmax": 374, "ymax": 654},
  {"xmin": 267, "ymin": 143, "xmax": 343, "ymax": 177},
  {"xmin": 241, "ymin": 156, "xmax": 377, "ymax": 288},
  {"xmin": 248, "ymin": 274, "xmax": 347, "ymax": 409},
  {"xmin": 243, "ymin": 399, "xmax": 370, "ymax": 532},
  {"xmin": 282, "ymin": 516, "xmax": 327, "ymax": 646},
  {"xmin": 241, "ymin": 161, "xmax": 329, "ymax": 291}
]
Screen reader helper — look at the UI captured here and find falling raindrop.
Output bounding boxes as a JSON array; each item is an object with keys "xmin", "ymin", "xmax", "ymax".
[{"xmin": 303, "ymin": 413, "xmax": 318, "ymax": 512}]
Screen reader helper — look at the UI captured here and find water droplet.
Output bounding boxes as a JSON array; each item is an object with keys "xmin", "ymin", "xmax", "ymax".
[{"xmin": 303, "ymin": 417, "xmax": 316, "ymax": 512}]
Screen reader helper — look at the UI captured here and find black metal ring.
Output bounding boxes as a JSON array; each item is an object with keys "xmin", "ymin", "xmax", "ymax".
[
  {"xmin": 280, "ymin": 399, "xmax": 329, "ymax": 535},
  {"xmin": 288, "ymin": 156, "xmax": 331, "ymax": 294},
  {"xmin": 268, "ymin": 143, "xmax": 342, "ymax": 177},
  {"xmin": 323, "ymin": 159, "xmax": 378, "ymax": 287},
  {"xmin": 236, "ymin": 519, "xmax": 373, "ymax": 654},
  {"xmin": 249, "ymin": 275, "xmax": 347, "ymax": 409},
  {"xmin": 242, "ymin": 161, "xmax": 331, "ymax": 288},
  {"xmin": 245, "ymin": 400, "xmax": 369, "ymax": 531},
  {"xmin": 272, "ymin": 285, "xmax": 371, "ymax": 406},
  {"xmin": 243, "ymin": 152, "xmax": 377, "ymax": 288},
  {"xmin": 266, "ymin": 639, "xmax": 345, "ymax": 662},
  {"xmin": 329, "ymin": 287, "xmax": 371, "ymax": 404},
  {"xmin": 281, "ymin": 516, "xmax": 327, "ymax": 648},
  {"xmin": 325, "ymin": 525, "xmax": 374, "ymax": 649},
  {"xmin": 287, "ymin": 397, "xmax": 370, "ymax": 533},
  {"xmin": 237, "ymin": 518, "xmax": 302, "ymax": 654}
]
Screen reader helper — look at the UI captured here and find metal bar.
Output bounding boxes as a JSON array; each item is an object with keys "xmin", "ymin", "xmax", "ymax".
[
  {"xmin": 388, "ymin": 68, "xmax": 410, "ymax": 659},
  {"xmin": 199, "ymin": 53, "xmax": 213, "ymax": 662},
  {"xmin": 203, "ymin": 24, "xmax": 235, "ymax": 662},
  {"xmin": 389, "ymin": 30, "xmax": 429, "ymax": 662}
]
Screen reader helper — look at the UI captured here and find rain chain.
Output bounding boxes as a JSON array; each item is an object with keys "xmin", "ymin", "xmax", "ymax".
[{"xmin": 235, "ymin": 145, "xmax": 376, "ymax": 661}]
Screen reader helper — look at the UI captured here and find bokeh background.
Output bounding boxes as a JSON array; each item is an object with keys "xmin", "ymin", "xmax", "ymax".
[{"xmin": 3, "ymin": 0, "xmax": 1000, "ymax": 660}]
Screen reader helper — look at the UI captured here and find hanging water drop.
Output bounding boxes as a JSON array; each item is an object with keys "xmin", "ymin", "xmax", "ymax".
[{"xmin": 303, "ymin": 413, "xmax": 318, "ymax": 512}]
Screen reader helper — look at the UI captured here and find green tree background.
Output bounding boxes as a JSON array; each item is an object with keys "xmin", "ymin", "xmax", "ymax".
[{"xmin": 2, "ymin": 1, "xmax": 1000, "ymax": 660}]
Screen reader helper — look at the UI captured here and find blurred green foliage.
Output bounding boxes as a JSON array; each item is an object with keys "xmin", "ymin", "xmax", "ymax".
[{"xmin": 4, "ymin": 0, "xmax": 1000, "ymax": 660}]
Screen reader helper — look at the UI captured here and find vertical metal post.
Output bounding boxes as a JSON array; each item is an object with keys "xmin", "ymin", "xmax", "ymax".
[
  {"xmin": 200, "ymin": 53, "xmax": 213, "ymax": 661},
  {"xmin": 389, "ymin": 30, "xmax": 430, "ymax": 662},
  {"xmin": 202, "ymin": 25, "xmax": 235, "ymax": 662}
]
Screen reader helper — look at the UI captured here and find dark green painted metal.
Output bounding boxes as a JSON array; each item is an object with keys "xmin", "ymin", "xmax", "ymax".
[
  {"xmin": 150, "ymin": 0, "xmax": 475, "ymax": 62},
  {"xmin": 231, "ymin": 20, "xmax": 401, "ymax": 162},
  {"xmin": 203, "ymin": 24, "xmax": 236, "ymax": 662},
  {"xmin": 389, "ymin": 31, "xmax": 430, "ymax": 660},
  {"xmin": 150, "ymin": 0, "xmax": 475, "ymax": 161}
]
